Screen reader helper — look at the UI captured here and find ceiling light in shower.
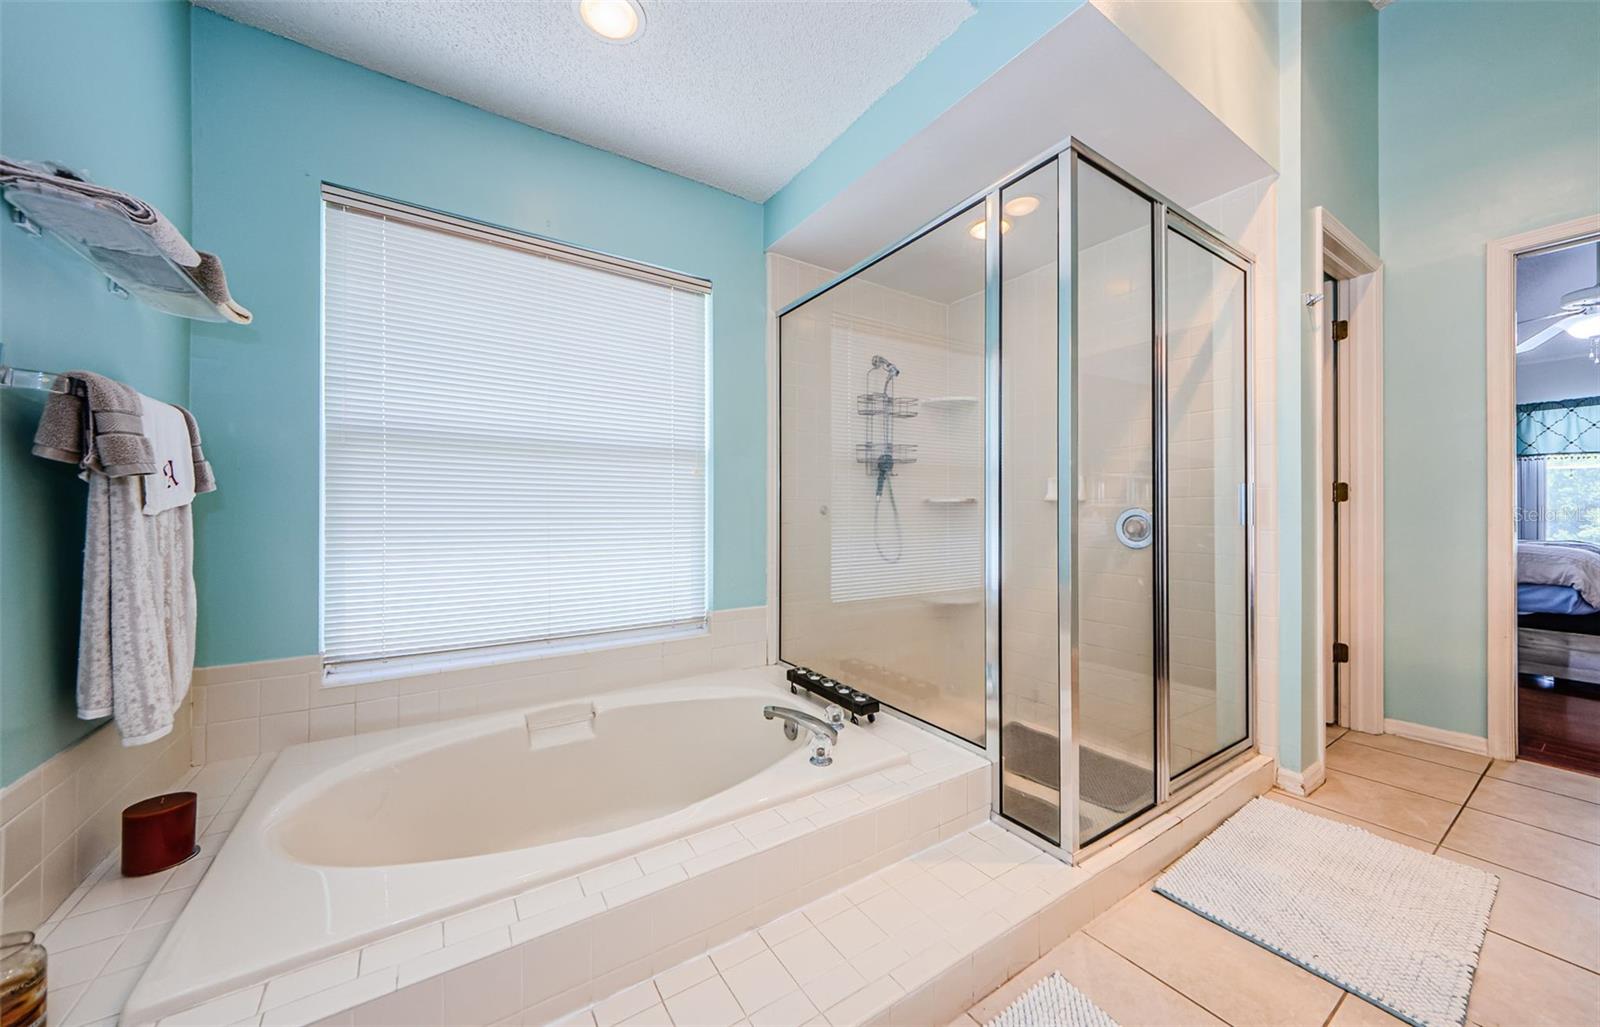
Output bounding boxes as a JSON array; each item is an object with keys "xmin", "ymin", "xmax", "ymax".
[
  {"xmin": 1003, "ymin": 195, "xmax": 1040, "ymax": 217},
  {"xmin": 577, "ymin": 0, "xmax": 645, "ymax": 43},
  {"xmin": 968, "ymin": 217, "xmax": 1011, "ymax": 240}
]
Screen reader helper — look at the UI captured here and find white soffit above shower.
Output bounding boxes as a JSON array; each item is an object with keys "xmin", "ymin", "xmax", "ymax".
[
  {"xmin": 191, "ymin": 0, "xmax": 973, "ymax": 202},
  {"xmin": 769, "ymin": 3, "xmax": 1275, "ymax": 274}
]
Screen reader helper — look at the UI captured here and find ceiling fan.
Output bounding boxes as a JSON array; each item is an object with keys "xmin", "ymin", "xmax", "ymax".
[{"xmin": 1517, "ymin": 281, "xmax": 1600, "ymax": 354}]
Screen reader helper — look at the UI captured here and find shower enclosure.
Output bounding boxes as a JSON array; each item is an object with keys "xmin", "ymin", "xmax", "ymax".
[{"xmin": 778, "ymin": 141, "xmax": 1254, "ymax": 856}]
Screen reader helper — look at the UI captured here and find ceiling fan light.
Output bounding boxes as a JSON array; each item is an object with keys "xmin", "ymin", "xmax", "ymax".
[{"xmin": 1567, "ymin": 311, "xmax": 1600, "ymax": 340}]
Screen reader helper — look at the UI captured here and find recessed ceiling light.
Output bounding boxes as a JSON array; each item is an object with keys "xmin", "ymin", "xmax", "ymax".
[
  {"xmin": 1003, "ymin": 195, "xmax": 1040, "ymax": 217},
  {"xmin": 577, "ymin": 0, "xmax": 645, "ymax": 43},
  {"xmin": 968, "ymin": 217, "xmax": 1011, "ymax": 240}
]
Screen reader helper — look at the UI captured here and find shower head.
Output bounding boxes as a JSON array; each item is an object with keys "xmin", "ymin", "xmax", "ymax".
[{"xmin": 871, "ymin": 355, "xmax": 900, "ymax": 379}]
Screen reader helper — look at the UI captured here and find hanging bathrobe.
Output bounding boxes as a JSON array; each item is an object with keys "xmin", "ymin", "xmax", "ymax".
[{"xmin": 33, "ymin": 372, "xmax": 216, "ymax": 745}]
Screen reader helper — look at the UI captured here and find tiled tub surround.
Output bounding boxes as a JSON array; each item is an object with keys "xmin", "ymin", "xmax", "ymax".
[
  {"xmin": 123, "ymin": 667, "xmax": 989, "ymax": 1025},
  {"xmin": 190, "ymin": 606, "xmax": 771, "ymax": 765},
  {"xmin": 332, "ymin": 755, "xmax": 1275, "ymax": 1027},
  {"xmin": 29, "ymin": 755, "xmax": 273, "ymax": 1027},
  {"xmin": 1, "ymin": 704, "xmax": 193, "ymax": 936}
]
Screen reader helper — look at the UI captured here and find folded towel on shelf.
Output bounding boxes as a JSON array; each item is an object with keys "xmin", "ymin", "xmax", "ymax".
[
  {"xmin": 32, "ymin": 371, "xmax": 216, "ymax": 491},
  {"xmin": 0, "ymin": 157, "xmax": 252, "ymax": 324},
  {"xmin": 0, "ymin": 157, "xmax": 198, "ymax": 268},
  {"xmin": 76, "ymin": 472, "xmax": 196, "ymax": 745},
  {"xmin": 139, "ymin": 395, "xmax": 196, "ymax": 514}
]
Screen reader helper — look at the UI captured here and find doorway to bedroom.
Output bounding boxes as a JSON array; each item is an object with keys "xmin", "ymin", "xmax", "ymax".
[{"xmin": 1512, "ymin": 235, "xmax": 1600, "ymax": 775}]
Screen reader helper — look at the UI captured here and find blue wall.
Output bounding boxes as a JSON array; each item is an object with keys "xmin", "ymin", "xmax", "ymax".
[
  {"xmin": 1302, "ymin": 0, "xmax": 1378, "ymax": 251},
  {"xmin": 1379, "ymin": 0, "xmax": 1600, "ymax": 736},
  {"xmin": 0, "ymin": 0, "xmax": 194, "ymax": 785},
  {"xmin": 188, "ymin": 11, "xmax": 767, "ymax": 666}
]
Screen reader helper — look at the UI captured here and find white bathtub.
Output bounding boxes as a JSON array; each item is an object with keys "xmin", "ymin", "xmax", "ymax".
[{"xmin": 124, "ymin": 669, "xmax": 910, "ymax": 1023}]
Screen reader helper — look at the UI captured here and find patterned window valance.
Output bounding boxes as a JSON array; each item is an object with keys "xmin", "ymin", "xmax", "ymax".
[{"xmin": 1518, "ymin": 396, "xmax": 1600, "ymax": 457}]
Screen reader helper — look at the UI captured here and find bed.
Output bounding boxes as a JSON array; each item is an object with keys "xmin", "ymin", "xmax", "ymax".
[{"xmin": 1519, "ymin": 540, "xmax": 1600, "ymax": 681}]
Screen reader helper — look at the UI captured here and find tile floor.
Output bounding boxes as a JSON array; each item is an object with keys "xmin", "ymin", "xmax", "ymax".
[{"xmin": 963, "ymin": 728, "xmax": 1600, "ymax": 1027}]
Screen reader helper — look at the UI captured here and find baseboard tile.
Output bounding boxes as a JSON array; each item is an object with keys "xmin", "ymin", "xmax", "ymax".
[
  {"xmin": 1275, "ymin": 759, "xmax": 1326, "ymax": 796},
  {"xmin": 1383, "ymin": 718, "xmax": 1489, "ymax": 756}
]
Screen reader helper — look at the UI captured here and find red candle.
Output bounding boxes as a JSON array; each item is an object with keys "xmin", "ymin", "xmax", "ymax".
[{"xmin": 121, "ymin": 792, "xmax": 198, "ymax": 877}]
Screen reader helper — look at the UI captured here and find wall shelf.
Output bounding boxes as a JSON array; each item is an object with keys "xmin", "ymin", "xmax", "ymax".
[{"xmin": 922, "ymin": 395, "xmax": 979, "ymax": 409}]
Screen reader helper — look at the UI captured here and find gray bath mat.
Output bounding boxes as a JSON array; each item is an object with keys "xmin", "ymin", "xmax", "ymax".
[
  {"xmin": 984, "ymin": 972, "xmax": 1119, "ymax": 1027},
  {"xmin": 1155, "ymin": 798, "xmax": 1498, "ymax": 1027},
  {"xmin": 1003, "ymin": 724, "xmax": 1150, "ymax": 813},
  {"xmin": 1079, "ymin": 746, "xmax": 1150, "ymax": 812}
]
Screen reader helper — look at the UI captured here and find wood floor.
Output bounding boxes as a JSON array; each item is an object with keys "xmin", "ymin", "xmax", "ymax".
[{"xmin": 1518, "ymin": 675, "xmax": 1600, "ymax": 776}]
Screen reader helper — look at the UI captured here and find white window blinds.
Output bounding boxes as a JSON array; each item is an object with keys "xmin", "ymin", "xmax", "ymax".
[{"xmin": 322, "ymin": 189, "xmax": 709, "ymax": 676}]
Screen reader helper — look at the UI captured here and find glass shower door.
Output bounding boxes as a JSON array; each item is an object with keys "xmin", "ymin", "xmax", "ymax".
[
  {"xmin": 778, "ymin": 207, "xmax": 989, "ymax": 745},
  {"xmin": 1165, "ymin": 220, "xmax": 1251, "ymax": 777},
  {"xmin": 1071, "ymin": 159, "xmax": 1158, "ymax": 845}
]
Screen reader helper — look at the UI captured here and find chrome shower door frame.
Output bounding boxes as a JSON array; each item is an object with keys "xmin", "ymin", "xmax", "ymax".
[
  {"xmin": 1051, "ymin": 142, "xmax": 1258, "ymax": 858},
  {"xmin": 773, "ymin": 136, "xmax": 1257, "ymax": 865}
]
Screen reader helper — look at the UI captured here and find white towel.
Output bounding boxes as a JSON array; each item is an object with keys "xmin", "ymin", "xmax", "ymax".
[
  {"xmin": 139, "ymin": 394, "xmax": 196, "ymax": 514},
  {"xmin": 77, "ymin": 472, "xmax": 195, "ymax": 745}
]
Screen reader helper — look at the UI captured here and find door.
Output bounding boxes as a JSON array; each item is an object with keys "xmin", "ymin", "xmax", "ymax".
[{"xmin": 1070, "ymin": 157, "xmax": 1159, "ymax": 845}]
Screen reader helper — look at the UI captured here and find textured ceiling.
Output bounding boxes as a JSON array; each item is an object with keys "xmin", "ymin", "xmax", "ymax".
[{"xmin": 193, "ymin": 0, "xmax": 973, "ymax": 201}]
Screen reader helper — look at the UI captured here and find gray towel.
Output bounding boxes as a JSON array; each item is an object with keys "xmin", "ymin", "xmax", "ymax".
[
  {"xmin": 0, "ymin": 157, "xmax": 251, "ymax": 324},
  {"xmin": 0, "ymin": 157, "xmax": 197, "ymax": 269},
  {"xmin": 77, "ymin": 473, "xmax": 195, "ymax": 745},
  {"xmin": 32, "ymin": 371, "xmax": 217, "ymax": 492}
]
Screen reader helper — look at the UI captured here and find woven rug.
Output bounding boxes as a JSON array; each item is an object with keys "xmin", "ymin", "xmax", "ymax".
[
  {"xmin": 1155, "ymin": 798, "xmax": 1498, "ymax": 1027},
  {"xmin": 983, "ymin": 972, "xmax": 1119, "ymax": 1027}
]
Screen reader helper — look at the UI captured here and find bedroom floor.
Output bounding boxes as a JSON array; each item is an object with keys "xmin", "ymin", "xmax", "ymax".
[
  {"xmin": 958, "ymin": 728, "xmax": 1600, "ymax": 1027},
  {"xmin": 1519, "ymin": 674, "xmax": 1600, "ymax": 775}
]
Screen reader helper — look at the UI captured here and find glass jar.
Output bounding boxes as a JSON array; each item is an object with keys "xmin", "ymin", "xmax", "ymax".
[{"xmin": 0, "ymin": 932, "xmax": 47, "ymax": 1027}]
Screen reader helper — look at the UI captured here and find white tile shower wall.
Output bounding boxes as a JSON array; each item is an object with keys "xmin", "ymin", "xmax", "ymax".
[
  {"xmin": 0, "ymin": 707, "xmax": 193, "ymax": 936},
  {"xmin": 189, "ymin": 607, "xmax": 771, "ymax": 763},
  {"xmin": 146, "ymin": 720, "xmax": 990, "ymax": 1026},
  {"xmin": 774, "ymin": 252, "xmax": 989, "ymax": 744}
]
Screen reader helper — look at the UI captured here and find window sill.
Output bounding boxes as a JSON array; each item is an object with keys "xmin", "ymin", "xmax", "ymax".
[{"xmin": 320, "ymin": 620, "xmax": 709, "ymax": 688}]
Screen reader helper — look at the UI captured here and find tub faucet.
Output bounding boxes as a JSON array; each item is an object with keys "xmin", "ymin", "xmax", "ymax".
[{"xmin": 764, "ymin": 704, "xmax": 843, "ymax": 767}]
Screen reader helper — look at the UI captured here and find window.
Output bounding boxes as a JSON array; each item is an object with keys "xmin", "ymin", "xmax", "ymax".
[
  {"xmin": 1544, "ymin": 454, "xmax": 1600, "ymax": 542},
  {"xmin": 321, "ymin": 188, "xmax": 709, "ymax": 679}
]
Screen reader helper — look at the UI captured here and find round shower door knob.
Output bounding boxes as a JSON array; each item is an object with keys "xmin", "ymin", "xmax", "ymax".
[{"xmin": 1115, "ymin": 508, "xmax": 1153, "ymax": 549}]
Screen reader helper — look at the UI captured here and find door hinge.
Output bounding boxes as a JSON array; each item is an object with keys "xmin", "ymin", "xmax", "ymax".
[
  {"xmin": 1332, "ymin": 319, "xmax": 1350, "ymax": 341},
  {"xmin": 1332, "ymin": 642, "xmax": 1350, "ymax": 664},
  {"xmin": 1333, "ymin": 481, "xmax": 1350, "ymax": 503}
]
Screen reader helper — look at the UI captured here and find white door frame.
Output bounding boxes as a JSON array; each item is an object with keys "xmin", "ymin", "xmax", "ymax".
[
  {"xmin": 1485, "ymin": 214, "xmax": 1600, "ymax": 761},
  {"xmin": 1310, "ymin": 208, "xmax": 1384, "ymax": 781}
]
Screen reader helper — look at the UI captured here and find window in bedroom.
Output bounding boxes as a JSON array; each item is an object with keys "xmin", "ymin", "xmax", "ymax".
[
  {"xmin": 320, "ymin": 187, "xmax": 709, "ymax": 681},
  {"xmin": 1544, "ymin": 454, "xmax": 1600, "ymax": 543}
]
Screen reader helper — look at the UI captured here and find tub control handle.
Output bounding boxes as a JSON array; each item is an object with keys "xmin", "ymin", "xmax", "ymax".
[{"xmin": 763, "ymin": 705, "xmax": 839, "ymax": 767}]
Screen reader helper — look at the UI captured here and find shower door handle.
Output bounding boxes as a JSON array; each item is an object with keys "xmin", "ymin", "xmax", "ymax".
[{"xmin": 1115, "ymin": 508, "xmax": 1153, "ymax": 549}]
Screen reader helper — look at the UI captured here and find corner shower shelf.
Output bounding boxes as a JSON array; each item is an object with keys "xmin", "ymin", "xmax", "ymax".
[{"xmin": 922, "ymin": 395, "xmax": 979, "ymax": 409}]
